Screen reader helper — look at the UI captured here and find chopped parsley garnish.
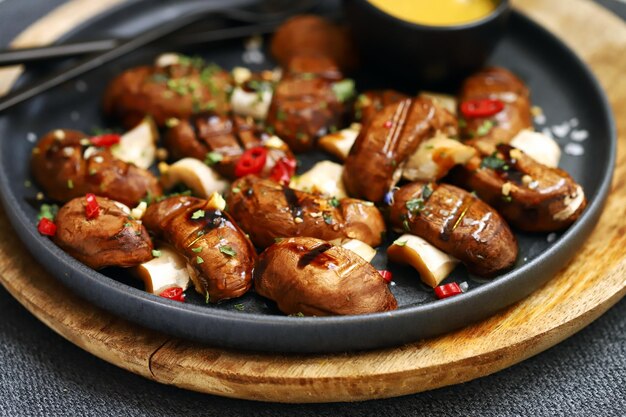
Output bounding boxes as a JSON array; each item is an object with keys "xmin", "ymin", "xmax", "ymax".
[
  {"xmin": 403, "ymin": 219, "xmax": 411, "ymax": 231},
  {"xmin": 502, "ymin": 195, "xmax": 513, "ymax": 203},
  {"xmin": 205, "ymin": 292, "xmax": 210, "ymax": 304},
  {"xmin": 191, "ymin": 210, "xmax": 205, "ymax": 220},
  {"xmin": 219, "ymin": 245, "xmax": 237, "ymax": 257},
  {"xmin": 422, "ymin": 184, "xmax": 434, "ymax": 200},
  {"xmin": 458, "ymin": 118, "xmax": 467, "ymax": 129},
  {"xmin": 266, "ymin": 125, "xmax": 275, "ymax": 135},
  {"xmin": 274, "ymin": 237, "xmax": 284, "ymax": 243},
  {"xmin": 124, "ymin": 222, "xmax": 132, "ymax": 228},
  {"xmin": 177, "ymin": 54, "xmax": 205, "ymax": 69},
  {"xmin": 331, "ymin": 79, "xmax": 355, "ymax": 103},
  {"xmin": 476, "ymin": 120, "xmax": 495, "ymax": 136},
  {"xmin": 406, "ymin": 198, "xmax": 426, "ymax": 214},
  {"xmin": 204, "ymin": 152, "xmax": 223, "ymax": 166},
  {"xmin": 276, "ymin": 109, "xmax": 287, "ymax": 121},
  {"xmin": 191, "ymin": 247, "xmax": 202, "ymax": 253},
  {"xmin": 231, "ymin": 187, "xmax": 241, "ymax": 194},
  {"xmin": 300, "ymin": 72, "xmax": 316, "ymax": 80},
  {"xmin": 394, "ymin": 239, "xmax": 407, "ymax": 247},
  {"xmin": 480, "ymin": 153, "xmax": 508, "ymax": 170},
  {"xmin": 323, "ymin": 212, "xmax": 333, "ymax": 225},
  {"xmin": 38, "ymin": 204, "xmax": 59, "ymax": 221},
  {"xmin": 328, "ymin": 197, "xmax": 340, "ymax": 208},
  {"xmin": 67, "ymin": 179, "xmax": 74, "ymax": 189},
  {"xmin": 233, "ymin": 303, "xmax": 245, "ymax": 311},
  {"xmin": 196, "ymin": 256, "xmax": 204, "ymax": 264},
  {"xmin": 152, "ymin": 250, "xmax": 162, "ymax": 258}
]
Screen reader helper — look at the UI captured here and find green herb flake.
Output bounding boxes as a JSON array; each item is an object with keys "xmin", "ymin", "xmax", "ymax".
[
  {"xmin": 124, "ymin": 222, "xmax": 132, "ymax": 228},
  {"xmin": 276, "ymin": 109, "xmax": 287, "ymax": 121},
  {"xmin": 205, "ymin": 292, "xmax": 210, "ymax": 304},
  {"xmin": 300, "ymin": 72, "xmax": 316, "ymax": 80},
  {"xmin": 328, "ymin": 197, "xmax": 340, "ymax": 208},
  {"xmin": 204, "ymin": 152, "xmax": 223, "ymax": 166},
  {"xmin": 394, "ymin": 239, "xmax": 408, "ymax": 247},
  {"xmin": 191, "ymin": 247, "xmax": 202, "ymax": 253},
  {"xmin": 480, "ymin": 153, "xmax": 507, "ymax": 170},
  {"xmin": 274, "ymin": 237, "xmax": 284, "ymax": 243},
  {"xmin": 422, "ymin": 184, "xmax": 434, "ymax": 200},
  {"xmin": 67, "ymin": 179, "xmax": 74, "ymax": 189},
  {"xmin": 152, "ymin": 250, "xmax": 162, "ymax": 258},
  {"xmin": 38, "ymin": 204, "xmax": 59, "ymax": 221},
  {"xmin": 191, "ymin": 210, "xmax": 205, "ymax": 220},
  {"xmin": 403, "ymin": 219, "xmax": 411, "ymax": 232},
  {"xmin": 406, "ymin": 198, "xmax": 425, "ymax": 214},
  {"xmin": 458, "ymin": 118, "xmax": 467, "ymax": 129},
  {"xmin": 219, "ymin": 245, "xmax": 237, "ymax": 257},
  {"xmin": 323, "ymin": 212, "xmax": 333, "ymax": 225},
  {"xmin": 231, "ymin": 187, "xmax": 241, "ymax": 194},
  {"xmin": 502, "ymin": 195, "xmax": 513, "ymax": 203},
  {"xmin": 331, "ymin": 79, "xmax": 355, "ymax": 103},
  {"xmin": 476, "ymin": 120, "xmax": 495, "ymax": 137},
  {"xmin": 266, "ymin": 125, "xmax": 275, "ymax": 135},
  {"xmin": 233, "ymin": 303, "xmax": 245, "ymax": 311},
  {"xmin": 196, "ymin": 256, "xmax": 205, "ymax": 264}
]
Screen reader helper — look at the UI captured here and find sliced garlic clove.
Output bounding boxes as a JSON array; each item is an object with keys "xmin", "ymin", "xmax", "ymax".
[
  {"xmin": 510, "ymin": 129, "xmax": 561, "ymax": 168},
  {"xmin": 160, "ymin": 158, "xmax": 228, "ymax": 198},
  {"xmin": 135, "ymin": 246, "xmax": 191, "ymax": 294},
  {"xmin": 339, "ymin": 239, "xmax": 377, "ymax": 263},
  {"xmin": 402, "ymin": 133, "xmax": 476, "ymax": 182},
  {"xmin": 318, "ymin": 123, "xmax": 361, "ymax": 161},
  {"xmin": 289, "ymin": 160, "xmax": 347, "ymax": 199},
  {"xmin": 230, "ymin": 86, "xmax": 272, "ymax": 120},
  {"xmin": 387, "ymin": 234, "xmax": 459, "ymax": 288},
  {"xmin": 111, "ymin": 116, "xmax": 158, "ymax": 169}
]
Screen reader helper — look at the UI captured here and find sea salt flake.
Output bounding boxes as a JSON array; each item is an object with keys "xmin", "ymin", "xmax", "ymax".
[
  {"xmin": 26, "ymin": 132, "xmax": 37, "ymax": 143},
  {"xmin": 564, "ymin": 143, "xmax": 584, "ymax": 156},
  {"xmin": 534, "ymin": 114, "xmax": 546, "ymax": 125},
  {"xmin": 547, "ymin": 233, "xmax": 557, "ymax": 243},
  {"xmin": 552, "ymin": 123, "xmax": 571, "ymax": 138},
  {"xmin": 569, "ymin": 118, "xmax": 579, "ymax": 127},
  {"xmin": 541, "ymin": 128, "xmax": 554, "ymax": 138},
  {"xmin": 570, "ymin": 129, "xmax": 589, "ymax": 142}
]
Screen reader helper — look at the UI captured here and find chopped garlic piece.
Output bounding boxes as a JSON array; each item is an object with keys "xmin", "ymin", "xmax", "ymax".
[
  {"xmin": 387, "ymin": 234, "xmax": 459, "ymax": 288},
  {"xmin": 290, "ymin": 160, "xmax": 347, "ymax": 198},
  {"xmin": 155, "ymin": 53, "xmax": 180, "ymax": 67},
  {"xmin": 403, "ymin": 133, "xmax": 476, "ymax": 182},
  {"xmin": 318, "ymin": 123, "xmax": 361, "ymax": 161},
  {"xmin": 510, "ymin": 129, "xmax": 561, "ymax": 168},
  {"xmin": 131, "ymin": 202, "xmax": 148, "ymax": 220}
]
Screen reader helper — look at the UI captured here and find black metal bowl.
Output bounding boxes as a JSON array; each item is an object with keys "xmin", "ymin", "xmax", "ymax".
[{"xmin": 344, "ymin": 0, "xmax": 511, "ymax": 88}]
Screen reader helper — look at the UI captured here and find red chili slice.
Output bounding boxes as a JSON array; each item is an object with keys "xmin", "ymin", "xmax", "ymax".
[
  {"xmin": 235, "ymin": 147, "xmax": 268, "ymax": 177},
  {"xmin": 90, "ymin": 133, "xmax": 121, "ymax": 147},
  {"xmin": 269, "ymin": 157, "xmax": 297, "ymax": 185},
  {"xmin": 434, "ymin": 282, "xmax": 463, "ymax": 299},
  {"xmin": 378, "ymin": 270, "xmax": 393, "ymax": 284},
  {"xmin": 460, "ymin": 99, "xmax": 504, "ymax": 118},
  {"xmin": 37, "ymin": 218, "xmax": 57, "ymax": 237},
  {"xmin": 85, "ymin": 193, "xmax": 100, "ymax": 220},
  {"xmin": 159, "ymin": 287, "xmax": 185, "ymax": 302}
]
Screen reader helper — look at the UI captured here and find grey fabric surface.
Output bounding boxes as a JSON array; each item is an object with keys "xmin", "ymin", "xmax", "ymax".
[{"xmin": 0, "ymin": 1, "xmax": 624, "ymax": 415}]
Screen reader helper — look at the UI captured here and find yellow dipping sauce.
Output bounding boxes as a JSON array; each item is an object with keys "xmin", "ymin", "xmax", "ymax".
[{"xmin": 367, "ymin": 0, "xmax": 498, "ymax": 26}]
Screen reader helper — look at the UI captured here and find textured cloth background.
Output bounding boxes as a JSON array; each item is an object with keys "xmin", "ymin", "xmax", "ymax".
[{"xmin": 0, "ymin": 1, "xmax": 624, "ymax": 415}]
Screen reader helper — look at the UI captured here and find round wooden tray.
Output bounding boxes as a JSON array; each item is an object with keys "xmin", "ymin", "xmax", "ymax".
[{"xmin": 0, "ymin": 0, "xmax": 624, "ymax": 403}]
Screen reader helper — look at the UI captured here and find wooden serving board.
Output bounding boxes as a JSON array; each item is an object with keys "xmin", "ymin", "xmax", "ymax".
[{"xmin": 0, "ymin": 0, "xmax": 625, "ymax": 403}]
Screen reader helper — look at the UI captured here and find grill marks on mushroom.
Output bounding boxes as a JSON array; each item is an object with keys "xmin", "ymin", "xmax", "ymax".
[
  {"xmin": 141, "ymin": 196, "xmax": 256, "ymax": 302},
  {"xmin": 343, "ymin": 97, "xmax": 458, "ymax": 203},
  {"xmin": 255, "ymin": 237, "xmax": 397, "ymax": 316},
  {"xmin": 449, "ymin": 144, "xmax": 587, "ymax": 232},
  {"xmin": 390, "ymin": 182, "xmax": 518, "ymax": 277},
  {"xmin": 226, "ymin": 176, "xmax": 386, "ymax": 249},
  {"xmin": 31, "ymin": 129, "xmax": 162, "ymax": 206}
]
